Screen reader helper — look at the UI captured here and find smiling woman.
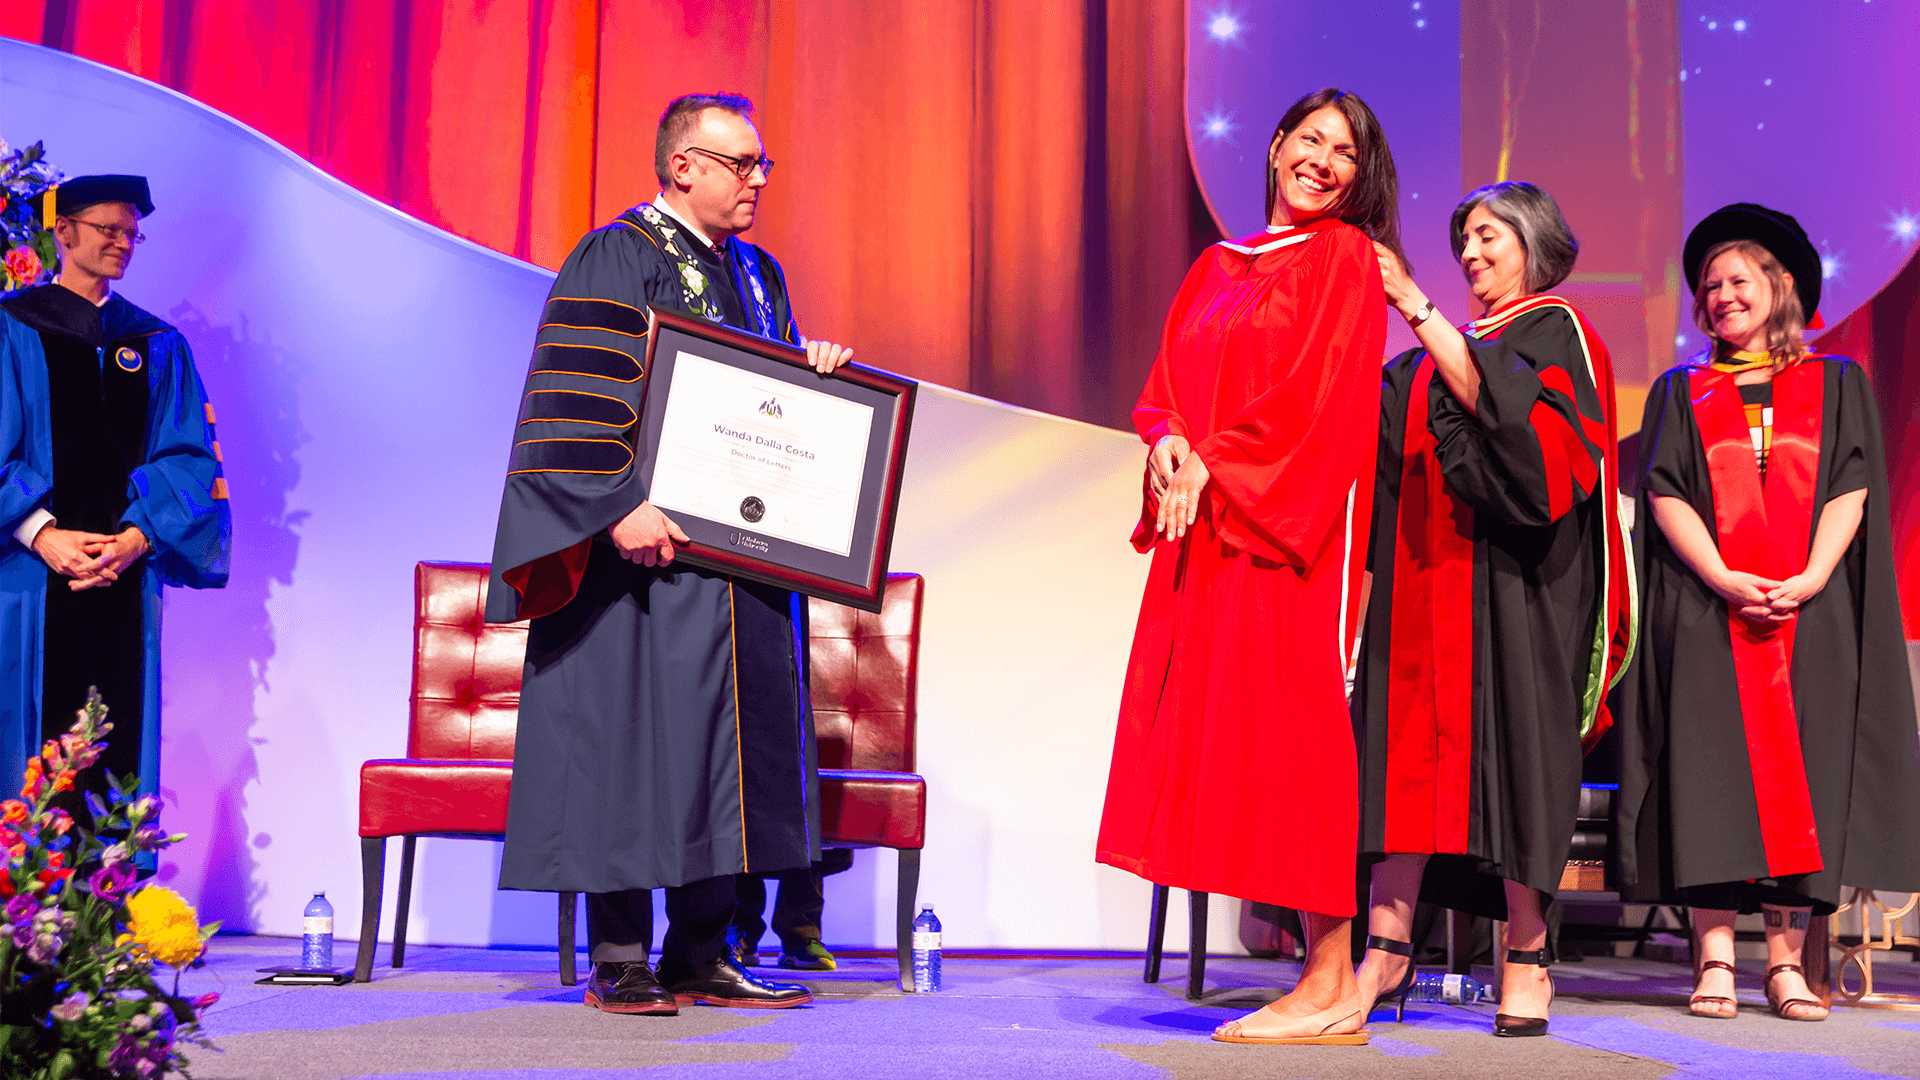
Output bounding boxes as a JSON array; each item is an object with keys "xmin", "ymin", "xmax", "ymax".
[
  {"xmin": 1263, "ymin": 89, "xmax": 1407, "ymax": 272},
  {"xmin": 1616, "ymin": 202, "xmax": 1920, "ymax": 1025},
  {"xmin": 1097, "ymin": 87, "xmax": 1399, "ymax": 1048},
  {"xmin": 1355, "ymin": 180, "xmax": 1634, "ymax": 1039}
]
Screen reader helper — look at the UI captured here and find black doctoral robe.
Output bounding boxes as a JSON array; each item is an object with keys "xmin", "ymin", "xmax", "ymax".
[
  {"xmin": 1613, "ymin": 358, "xmax": 1920, "ymax": 910},
  {"xmin": 1355, "ymin": 298, "xmax": 1633, "ymax": 917},
  {"xmin": 489, "ymin": 206, "xmax": 820, "ymax": 894}
]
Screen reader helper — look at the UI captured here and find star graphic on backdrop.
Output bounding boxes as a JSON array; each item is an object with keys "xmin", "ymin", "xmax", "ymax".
[
  {"xmin": 1205, "ymin": 7, "xmax": 1243, "ymax": 43},
  {"xmin": 1887, "ymin": 209, "xmax": 1918, "ymax": 248},
  {"xmin": 1820, "ymin": 243, "xmax": 1845, "ymax": 282},
  {"xmin": 1198, "ymin": 109, "xmax": 1238, "ymax": 144}
]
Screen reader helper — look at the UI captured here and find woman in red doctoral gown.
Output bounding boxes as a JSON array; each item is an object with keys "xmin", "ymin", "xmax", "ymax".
[{"xmin": 1096, "ymin": 87, "xmax": 1403, "ymax": 1046}]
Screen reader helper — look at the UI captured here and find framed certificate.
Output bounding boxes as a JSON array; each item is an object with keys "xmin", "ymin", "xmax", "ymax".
[{"xmin": 636, "ymin": 306, "xmax": 917, "ymax": 612}]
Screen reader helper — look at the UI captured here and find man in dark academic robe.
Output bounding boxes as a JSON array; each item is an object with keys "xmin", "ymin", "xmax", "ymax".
[
  {"xmin": 486, "ymin": 94, "xmax": 852, "ymax": 1015},
  {"xmin": 0, "ymin": 175, "xmax": 231, "ymax": 804}
]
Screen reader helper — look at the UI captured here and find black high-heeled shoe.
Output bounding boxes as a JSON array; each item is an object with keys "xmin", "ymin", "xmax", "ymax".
[
  {"xmin": 1365, "ymin": 935, "xmax": 1419, "ymax": 1022},
  {"xmin": 1494, "ymin": 947, "xmax": 1553, "ymax": 1037}
]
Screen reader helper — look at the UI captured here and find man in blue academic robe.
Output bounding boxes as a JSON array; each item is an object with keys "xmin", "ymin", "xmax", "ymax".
[
  {"xmin": 486, "ymin": 94, "xmax": 852, "ymax": 1015},
  {"xmin": 0, "ymin": 175, "xmax": 231, "ymax": 803}
]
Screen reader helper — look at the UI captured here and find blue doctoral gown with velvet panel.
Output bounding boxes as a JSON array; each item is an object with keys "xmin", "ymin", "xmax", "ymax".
[{"xmin": 0, "ymin": 287, "xmax": 230, "ymax": 800}]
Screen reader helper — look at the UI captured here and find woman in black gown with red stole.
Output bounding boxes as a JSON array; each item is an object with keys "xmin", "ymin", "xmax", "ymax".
[
  {"xmin": 1353, "ymin": 182, "xmax": 1635, "ymax": 1038},
  {"xmin": 1615, "ymin": 204, "xmax": 1920, "ymax": 1021}
]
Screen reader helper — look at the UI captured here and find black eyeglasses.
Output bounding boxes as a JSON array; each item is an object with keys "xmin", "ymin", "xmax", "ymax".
[
  {"xmin": 686, "ymin": 146, "xmax": 775, "ymax": 180},
  {"xmin": 66, "ymin": 218, "xmax": 146, "ymax": 245}
]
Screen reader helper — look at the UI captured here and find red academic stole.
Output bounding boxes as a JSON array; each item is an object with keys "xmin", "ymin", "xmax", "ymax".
[
  {"xmin": 1687, "ymin": 361, "xmax": 1826, "ymax": 877},
  {"xmin": 1383, "ymin": 356, "xmax": 1477, "ymax": 853},
  {"xmin": 1382, "ymin": 298, "xmax": 1633, "ymax": 853}
]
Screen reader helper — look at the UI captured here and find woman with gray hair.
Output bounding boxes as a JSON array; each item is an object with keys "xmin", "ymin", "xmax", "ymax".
[{"xmin": 1348, "ymin": 181, "xmax": 1635, "ymax": 1036}]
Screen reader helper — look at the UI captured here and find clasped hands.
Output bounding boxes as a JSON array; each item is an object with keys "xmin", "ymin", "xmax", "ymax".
[
  {"xmin": 1709, "ymin": 566, "xmax": 1825, "ymax": 624},
  {"xmin": 611, "ymin": 338, "xmax": 853, "ymax": 566},
  {"xmin": 33, "ymin": 525, "xmax": 149, "ymax": 591},
  {"xmin": 1147, "ymin": 435, "xmax": 1210, "ymax": 540}
]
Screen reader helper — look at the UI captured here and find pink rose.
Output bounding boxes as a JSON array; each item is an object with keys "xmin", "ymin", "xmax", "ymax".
[{"xmin": 4, "ymin": 246, "xmax": 42, "ymax": 284}]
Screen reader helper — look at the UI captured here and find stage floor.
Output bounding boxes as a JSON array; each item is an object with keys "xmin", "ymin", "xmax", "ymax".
[{"xmin": 176, "ymin": 935, "xmax": 1920, "ymax": 1079}]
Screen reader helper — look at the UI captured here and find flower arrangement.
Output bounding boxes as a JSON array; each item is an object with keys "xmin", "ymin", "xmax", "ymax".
[
  {"xmin": 1, "ymin": 691, "xmax": 220, "ymax": 1079},
  {"xmin": 2, "ymin": 138, "xmax": 62, "ymax": 292}
]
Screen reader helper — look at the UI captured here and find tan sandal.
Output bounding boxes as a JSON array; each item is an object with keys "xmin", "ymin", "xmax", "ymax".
[
  {"xmin": 1765, "ymin": 963, "xmax": 1829, "ymax": 1021},
  {"xmin": 1689, "ymin": 958, "xmax": 1739, "ymax": 1018},
  {"xmin": 1212, "ymin": 1002, "xmax": 1370, "ymax": 1045}
]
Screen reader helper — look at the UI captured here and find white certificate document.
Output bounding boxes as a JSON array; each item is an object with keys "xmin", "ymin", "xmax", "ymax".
[{"xmin": 647, "ymin": 351, "xmax": 875, "ymax": 556}]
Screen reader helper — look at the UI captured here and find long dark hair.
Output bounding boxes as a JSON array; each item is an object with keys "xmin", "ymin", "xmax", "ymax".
[{"xmin": 1263, "ymin": 87, "xmax": 1406, "ymax": 269}]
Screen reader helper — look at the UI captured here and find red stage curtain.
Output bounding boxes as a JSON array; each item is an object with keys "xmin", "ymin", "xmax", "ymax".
[
  {"xmin": 1813, "ymin": 247, "xmax": 1920, "ymax": 638},
  {"xmin": 5, "ymin": 0, "xmax": 1211, "ymax": 427}
]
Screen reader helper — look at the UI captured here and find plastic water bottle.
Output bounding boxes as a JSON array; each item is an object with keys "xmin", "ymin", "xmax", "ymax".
[
  {"xmin": 302, "ymin": 892, "xmax": 334, "ymax": 969},
  {"xmin": 1405, "ymin": 971, "xmax": 1493, "ymax": 1004},
  {"xmin": 911, "ymin": 903, "xmax": 942, "ymax": 992}
]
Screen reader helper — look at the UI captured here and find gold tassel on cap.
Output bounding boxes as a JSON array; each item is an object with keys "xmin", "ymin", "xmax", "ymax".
[{"xmin": 41, "ymin": 185, "xmax": 57, "ymax": 228}]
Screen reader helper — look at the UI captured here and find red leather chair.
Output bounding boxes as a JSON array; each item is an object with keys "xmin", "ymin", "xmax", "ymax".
[
  {"xmin": 354, "ymin": 563, "xmax": 928, "ymax": 989},
  {"xmin": 808, "ymin": 573, "xmax": 928, "ymax": 991},
  {"xmin": 352, "ymin": 563, "xmax": 579, "ymax": 983}
]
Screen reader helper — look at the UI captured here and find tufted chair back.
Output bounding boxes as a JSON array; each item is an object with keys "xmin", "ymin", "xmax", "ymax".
[
  {"xmin": 808, "ymin": 573, "xmax": 923, "ymax": 773},
  {"xmin": 408, "ymin": 562, "xmax": 529, "ymax": 761}
]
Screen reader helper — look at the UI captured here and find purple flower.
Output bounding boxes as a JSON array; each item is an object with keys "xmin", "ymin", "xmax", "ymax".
[
  {"xmin": 88, "ymin": 861, "xmax": 137, "ymax": 901},
  {"xmin": 109, "ymin": 1034, "xmax": 143, "ymax": 1072},
  {"xmin": 9, "ymin": 920, "xmax": 32, "ymax": 949},
  {"xmin": 26, "ymin": 930, "xmax": 61, "ymax": 964},
  {"xmin": 3, "ymin": 894, "xmax": 35, "ymax": 922},
  {"xmin": 49, "ymin": 991, "xmax": 87, "ymax": 1022}
]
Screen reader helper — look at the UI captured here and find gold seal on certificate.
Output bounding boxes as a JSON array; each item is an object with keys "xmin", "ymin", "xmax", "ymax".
[{"xmin": 636, "ymin": 308, "xmax": 916, "ymax": 611}]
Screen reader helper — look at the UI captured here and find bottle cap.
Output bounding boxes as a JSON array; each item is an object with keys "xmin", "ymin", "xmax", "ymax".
[{"xmin": 314, "ymin": 890, "xmax": 326, "ymax": 897}]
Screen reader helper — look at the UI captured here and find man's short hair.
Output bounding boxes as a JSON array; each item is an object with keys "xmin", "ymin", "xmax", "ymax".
[{"xmin": 655, "ymin": 93, "xmax": 755, "ymax": 186}]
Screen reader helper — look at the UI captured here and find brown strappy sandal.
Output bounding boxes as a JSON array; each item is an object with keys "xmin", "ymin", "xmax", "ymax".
[
  {"xmin": 1764, "ymin": 963, "xmax": 1829, "ymax": 1021},
  {"xmin": 1689, "ymin": 959, "xmax": 1738, "ymax": 1018}
]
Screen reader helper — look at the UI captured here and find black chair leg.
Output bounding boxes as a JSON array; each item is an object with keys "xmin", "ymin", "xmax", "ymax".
[
  {"xmin": 1144, "ymin": 883, "xmax": 1169, "ymax": 984},
  {"xmin": 559, "ymin": 892, "xmax": 578, "ymax": 986},
  {"xmin": 896, "ymin": 848, "xmax": 922, "ymax": 992},
  {"xmin": 1187, "ymin": 890, "xmax": 1209, "ymax": 1001},
  {"xmin": 392, "ymin": 835, "xmax": 417, "ymax": 969},
  {"xmin": 353, "ymin": 836, "xmax": 385, "ymax": 983}
]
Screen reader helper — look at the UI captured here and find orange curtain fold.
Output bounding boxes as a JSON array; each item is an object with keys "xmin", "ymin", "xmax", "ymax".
[{"xmin": 8, "ymin": 0, "xmax": 1209, "ymax": 427}]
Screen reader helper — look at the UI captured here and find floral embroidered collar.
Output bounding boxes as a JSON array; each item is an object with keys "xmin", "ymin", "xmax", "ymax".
[{"xmin": 624, "ymin": 202, "xmax": 779, "ymax": 339}]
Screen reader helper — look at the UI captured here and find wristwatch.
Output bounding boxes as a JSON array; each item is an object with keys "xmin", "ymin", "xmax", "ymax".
[{"xmin": 1406, "ymin": 299, "xmax": 1437, "ymax": 327}]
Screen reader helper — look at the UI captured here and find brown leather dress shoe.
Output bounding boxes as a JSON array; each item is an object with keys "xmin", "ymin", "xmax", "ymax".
[
  {"xmin": 658, "ymin": 953, "xmax": 814, "ymax": 1008},
  {"xmin": 584, "ymin": 961, "xmax": 679, "ymax": 1015}
]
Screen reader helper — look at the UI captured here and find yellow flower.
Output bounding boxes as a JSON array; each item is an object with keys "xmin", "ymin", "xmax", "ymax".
[{"xmin": 124, "ymin": 885, "xmax": 205, "ymax": 967}]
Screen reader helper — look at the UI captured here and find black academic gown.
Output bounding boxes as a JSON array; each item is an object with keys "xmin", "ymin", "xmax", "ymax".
[
  {"xmin": 1355, "ymin": 299, "xmax": 1632, "ymax": 917},
  {"xmin": 489, "ymin": 206, "xmax": 820, "ymax": 895},
  {"xmin": 1613, "ymin": 358, "xmax": 1920, "ymax": 910}
]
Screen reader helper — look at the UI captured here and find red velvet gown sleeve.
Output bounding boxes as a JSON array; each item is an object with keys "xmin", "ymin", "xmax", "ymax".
[
  {"xmin": 1129, "ymin": 258, "xmax": 1213, "ymax": 552},
  {"xmin": 1429, "ymin": 306, "xmax": 1609, "ymax": 526},
  {"xmin": 1193, "ymin": 229, "xmax": 1387, "ymax": 567}
]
